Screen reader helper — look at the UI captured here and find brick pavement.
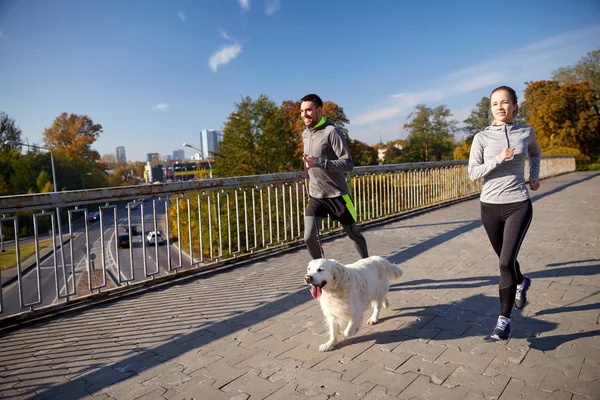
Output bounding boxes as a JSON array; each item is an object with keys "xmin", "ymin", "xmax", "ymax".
[{"xmin": 0, "ymin": 171, "xmax": 598, "ymax": 400}]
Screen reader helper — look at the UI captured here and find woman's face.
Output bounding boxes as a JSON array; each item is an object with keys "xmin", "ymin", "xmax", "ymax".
[{"xmin": 490, "ymin": 90, "xmax": 517, "ymax": 124}]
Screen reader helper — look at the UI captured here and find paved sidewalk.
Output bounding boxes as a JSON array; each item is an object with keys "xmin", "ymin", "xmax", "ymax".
[{"xmin": 0, "ymin": 172, "xmax": 598, "ymax": 400}]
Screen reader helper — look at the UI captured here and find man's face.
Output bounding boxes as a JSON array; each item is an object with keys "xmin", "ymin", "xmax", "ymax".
[{"xmin": 300, "ymin": 101, "xmax": 323, "ymax": 128}]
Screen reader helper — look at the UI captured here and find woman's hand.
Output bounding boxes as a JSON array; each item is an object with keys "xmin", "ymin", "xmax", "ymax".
[
  {"xmin": 529, "ymin": 179, "xmax": 540, "ymax": 191},
  {"xmin": 499, "ymin": 147, "xmax": 515, "ymax": 161}
]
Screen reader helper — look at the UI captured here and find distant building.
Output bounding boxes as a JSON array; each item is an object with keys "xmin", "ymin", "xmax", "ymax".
[
  {"xmin": 116, "ymin": 146, "xmax": 127, "ymax": 164},
  {"xmin": 199, "ymin": 129, "xmax": 222, "ymax": 159},
  {"xmin": 190, "ymin": 153, "xmax": 202, "ymax": 161},
  {"xmin": 172, "ymin": 149, "xmax": 185, "ymax": 161},
  {"xmin": 146, "ymin": 153, "xmax": 160, "ymax": 163}
]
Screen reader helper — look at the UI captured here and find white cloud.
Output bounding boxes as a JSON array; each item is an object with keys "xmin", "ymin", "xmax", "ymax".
[
  {"xmin": 153, "ymin": 103, "xmax": 170, "ymax": 111},
  {"xmin": 209, "ymin": 43, "xmax": 242, "ymax": 72},
  {"xmin": 178, "ymin": 10, "xmax": 186, "ymax": 21},
  {"xmin": 219, "ymin": 29, "xmax": 232, "ymax": 41},
  {"xmin": 351, "ymin": 24, "xmax": 600, "ymax": 128},
  {"xmin": 265, "ymin": 0, "xmax": 281, "ymax": 15},
  {"xmin": 238, "ymin": 0, "xmax": 250, "ymax": 11}
]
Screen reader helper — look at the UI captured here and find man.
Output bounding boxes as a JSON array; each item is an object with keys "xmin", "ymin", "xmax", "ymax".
[{"xmin": 300, "ymin": 94, "xmax": 368, "ymax": 260}]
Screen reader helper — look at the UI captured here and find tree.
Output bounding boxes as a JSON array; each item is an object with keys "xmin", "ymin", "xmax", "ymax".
[
  {"xmin": 552, "ymin": 49, "xmax": 600, "ymax": 92},
  {"xmin": 107, "ymin": 165, "xmax": 138, "ymax": 187},
  {"xmin": 403, "ymin": 105, "xmax": 457, "ymax": 162},
  {"xmin": 382, "ymin": 140, "xmax": 408, "ymax": 164},
  {"xmin": 100, "ymin": 153, "xmax": 117, "ymax": 171},
  {"xmin": 524, "ymin": 80, "xmax": 600, "ymax": 162},
  {"xmin": 463, "ymin": 97, "xmax": 491, "ymax": 143},
  {"xmin": 0, "ymin": 111, "xmax": 23, "ymax": 149},
  {"xmin": 214, "ymin": 95, "xmax": 297, "ymax": 177},
  {"xmin": 43, "ymin": 113, "xmax": 102, "ymax": 164},
  {"xmin": 348, "ymin": 139, "xmax": 378, "ymax": 166}
]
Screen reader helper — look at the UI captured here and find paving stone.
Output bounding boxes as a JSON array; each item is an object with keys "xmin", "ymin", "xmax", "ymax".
[
  {"xmin": 398, "ymin": 374, "xmax": 470, "ymax": 399},
  {"xmin": 222, "ymin": 371, "xmax": 287, "ymax": 399},
  {"xmin": 248, "ymin": 335, "xmax": 298, "ymax": 358},
  {"xmin": 354, "ymin": 345, "xmax": 412, "ymax": 371},
  {"xmin": 442, "ymin": 366, "xmax": 510, "ymax": 399},
  {"xmin": 352, "ymin": 363, "xmax": 418, "ymax": 396},
  {"xmin": 97, "ymin": 379, "xmax": 157, "ymax": 400},
  {"xmin": 393, "ymin": 338, "xmax": 447, "ymax": 362},
  {"xmin": 263, "ymin": 382, "xmax": 329, "ymax": 400},
  {"xmin": 395, "ymin": 354, "xmax": 457, "ymax": 385},
  {"xmin": 435, "ymin": 346, "xmax": 496, "ymax": 374},
  {"xmin": 276, "ymin": 344, "xmax": 331, "ymax": 368},
  {"xmin": 312, "ymin": 353, "xmax": 374, "ymax": 382},
  {"xmin": 236, "ymin": 351, "xmax": 295, "ymax": 378},
  {"xmin": 499, "ymin": 378, "xmax": 575, "ymax": 400},
  {"xmin": 269, "ymin": 361, "xmax": 341, "ymax": 393},
  {"xmin": 483, "ymin": 357, "xmax": 547, "ymax": 389},
  {"xmin": 540, "ymin": 369, "xmax": 600, "ymax": 399},
  {"xmin": 189, "ymin": 357, "xmax": 251, "ymax": 389}
]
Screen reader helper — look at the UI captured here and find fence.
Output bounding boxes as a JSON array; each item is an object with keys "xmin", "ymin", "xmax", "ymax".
[{"xmin": 0, "ymin": 156, "xmax": 575, "ymax": 323}]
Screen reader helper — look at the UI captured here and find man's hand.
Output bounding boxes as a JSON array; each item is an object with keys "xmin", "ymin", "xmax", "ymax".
[
  {"xmin": 529, "ymin": 179, "xmax": 540, "ymax": 191},
  {"xmin": 303, "ymin": 154, "xmax": 317, "ymax": 169}
]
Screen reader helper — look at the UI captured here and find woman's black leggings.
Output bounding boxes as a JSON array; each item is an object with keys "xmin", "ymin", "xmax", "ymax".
[{"xmin": 481, "ymin": 199, "xmax": 533, "ymax": 318}]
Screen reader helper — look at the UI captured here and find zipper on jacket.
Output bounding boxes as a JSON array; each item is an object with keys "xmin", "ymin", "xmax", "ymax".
[{"xmin": 504, "ymin": 124, "xmax": 510, "ymax": 148}]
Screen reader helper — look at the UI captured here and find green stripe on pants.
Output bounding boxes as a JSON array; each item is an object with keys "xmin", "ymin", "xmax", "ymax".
[{"xmin": 342, "ymin": 194, "xmax": 357, "ymax": 222}]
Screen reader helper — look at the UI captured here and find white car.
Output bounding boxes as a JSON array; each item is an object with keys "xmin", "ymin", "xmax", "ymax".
[{"xmin": 146, "ymin": 231, "xmax": 164, "ymax": 245}]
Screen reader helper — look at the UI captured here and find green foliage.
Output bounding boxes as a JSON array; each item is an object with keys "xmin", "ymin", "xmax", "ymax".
[
  {"xmin": 348, "ymin": 139, "xmax": 378, "ymax": 166},
  {"xmin": 214, "ymin": 95, "xmax": 297, "ymax": 177},
  {"xmin": 551, "ymin": 48, "xmax": 600, "ymax": 93},
  {"xmin": 403, "ymin": 104, "xmax": 457, "ymax": 162},
  {"xmin": 0, "ymin": 111, "xmax": 23, "ymax": 149},
  {"xmin": 36, "ymin": 170, "xmax": 53, "ymax": 192},
  {"xmin": 463, "ymin": 97, "xmax": 491, "ymax": 143}
]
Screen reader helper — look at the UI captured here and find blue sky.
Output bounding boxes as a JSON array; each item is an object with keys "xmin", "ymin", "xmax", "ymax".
[{"xmin": 1, "ymin": 0, "xmax": 599, "ymax": 162}]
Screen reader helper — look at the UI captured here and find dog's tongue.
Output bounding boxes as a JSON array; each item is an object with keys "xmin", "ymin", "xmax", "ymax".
[{"xmin": 311, "ymin": 285, "xmax": 322, "ymax": 299}]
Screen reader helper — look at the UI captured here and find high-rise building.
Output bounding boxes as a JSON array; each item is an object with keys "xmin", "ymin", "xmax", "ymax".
[
  {"xmin": 199, "ymin": 129, "xmax": 222, "ymax": 159},
  {"xmin": 172, "ymin": 149, "xmax": 185, "ymax": 161},
  {"xmin": 116, "ymin": 146, "xmax": 127, "ymax": 164},
  {"xmin": 146, "ymin": 153, "xmax": 160, "ymax": 163}
]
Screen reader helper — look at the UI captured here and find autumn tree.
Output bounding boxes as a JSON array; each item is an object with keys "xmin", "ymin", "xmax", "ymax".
[
  {"xmin": 43, "ymin": 113, "xmax": 102, "ymax": 164},
  {"xmin": 0, "ymin": 111, "xmax": 23, "ymax": 148},
  {"xmin": 403, "ymin": 105, "xmax": 457, "ymax": 162},
  {"xmin": 100, "ymin": 153, "xmax": 117, "ymax": 171},
  {"xmin": 524, "ymin": 80, "xmax": 600, "ymax": 162},
  {"xmin": 552, "ymin": 49, "xmax": 600, "ymax": 92},
  {"xmin": 214, "ymin": 95, "xmax": 297, "ymax": 177},
  {"xmin": 348, "ymin": 139, "xmax": 378, "ymax": 166}
]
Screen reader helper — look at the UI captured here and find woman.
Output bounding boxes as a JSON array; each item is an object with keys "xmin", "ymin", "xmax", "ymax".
[{"xmin": 468, "ymin": 85, "xmax": 540, "ymax": 340}]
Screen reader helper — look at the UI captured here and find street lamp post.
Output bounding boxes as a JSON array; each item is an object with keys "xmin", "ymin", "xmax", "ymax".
[{"xmin": 183, "ymin": 143, "xmax": 212, "ymax": 178}]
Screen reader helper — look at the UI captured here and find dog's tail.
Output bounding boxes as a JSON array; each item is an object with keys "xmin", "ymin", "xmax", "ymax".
[{"xmin": 376, "ymin": 256, "xmax": 403, "ymax": 280}]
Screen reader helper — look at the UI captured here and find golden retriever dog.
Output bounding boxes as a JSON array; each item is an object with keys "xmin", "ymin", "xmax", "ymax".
[{"xmin": 304, "ymin": 256, "xmax": 403, "ymax": 351}]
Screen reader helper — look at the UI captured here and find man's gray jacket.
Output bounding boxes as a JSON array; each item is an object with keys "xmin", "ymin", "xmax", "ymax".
[{"xmin": 302, "ymin": 117, "xmax": 354, "ymax": 198}]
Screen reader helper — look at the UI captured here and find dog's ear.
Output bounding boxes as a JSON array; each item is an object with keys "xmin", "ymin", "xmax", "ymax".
[{"xmin": 328, "ymin": 261, "xmax": 345, "ymax": 290}]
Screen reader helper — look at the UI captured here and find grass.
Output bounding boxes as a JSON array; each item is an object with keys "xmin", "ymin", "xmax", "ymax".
[{"xmin": 0, "ymin": 239, "xmax": 53, "ymax": 271}]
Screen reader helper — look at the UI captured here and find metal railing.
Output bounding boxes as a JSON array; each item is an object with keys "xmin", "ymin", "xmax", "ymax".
[{"xmin": 0, "ymin": 156, "xmax": 575, "ymax": 322}]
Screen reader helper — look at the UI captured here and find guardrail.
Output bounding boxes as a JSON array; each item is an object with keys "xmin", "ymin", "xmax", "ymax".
[{"xmin": 0, "ymin": 156, "xmax": 575, "ymax": 323}]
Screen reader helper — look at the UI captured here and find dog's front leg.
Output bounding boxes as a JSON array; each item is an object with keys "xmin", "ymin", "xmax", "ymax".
[
  {"xmin": 344, "ymin": 314, "xmax": 361, "ymax": 337},
  {"xmin": 319, "ymin": 316, "xmax": 339, "ymax": 352}
]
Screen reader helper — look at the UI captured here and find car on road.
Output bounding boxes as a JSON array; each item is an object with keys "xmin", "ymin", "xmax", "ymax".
[
  {"xmin": 146, "ymin": 231, "xmax": 164, "ymax": 246},
  {"xmin": 87, "ymin": 211, "xmax": 100, "ymax": 222},
  {"xmin": 123, "ymin": 226, "xmax": 138, "ymax": 235},
  {"xmin": 118, "ymin": 232, "xmax": 130, "ymax": 248}
]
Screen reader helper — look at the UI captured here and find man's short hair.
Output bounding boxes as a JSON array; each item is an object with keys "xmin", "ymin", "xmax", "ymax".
[{"xmin": 300, "ymin": 94, "xmax": 323, "ymax": 108}]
